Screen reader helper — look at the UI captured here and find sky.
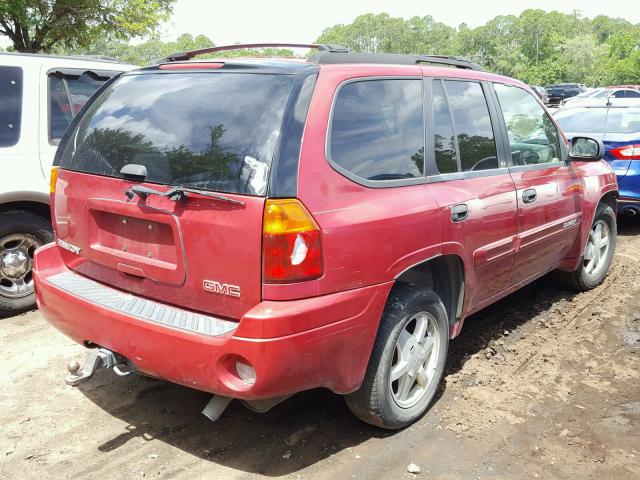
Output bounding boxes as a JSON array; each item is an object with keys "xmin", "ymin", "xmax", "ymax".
[
  {"xmin": 163, "ymin": 0, "xmax": 640, "ymax": 45},
  {"xmin": 0, "ymin": 0, "xmax": 637, "ymax": 49}
]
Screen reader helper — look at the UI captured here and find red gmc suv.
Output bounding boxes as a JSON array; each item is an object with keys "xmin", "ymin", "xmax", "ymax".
[{"xmin": 34, "ymin": 44, "xmax": 618, "ymax": 429}]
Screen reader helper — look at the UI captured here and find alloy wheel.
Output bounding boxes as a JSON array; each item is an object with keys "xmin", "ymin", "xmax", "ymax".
[
  {"xmin": 389, "ymin": 311, "xmax": 441, "ymax": 409},
  {"xmin": 583, "ymin": 219, "xmax": 611, "ymax": 279},
  {"xmin": 0, "ymin": 233, "xmax": 42, "ymax": 298}
]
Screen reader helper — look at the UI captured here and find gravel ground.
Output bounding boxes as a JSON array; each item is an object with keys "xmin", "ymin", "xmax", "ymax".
[{"xmin": 1, "ymin": 219, "xmax": 639, "ymax": 480}]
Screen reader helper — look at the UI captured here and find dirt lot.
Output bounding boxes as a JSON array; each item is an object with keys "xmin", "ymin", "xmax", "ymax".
[{"xmin": 2, "ymin": 220, "xmax": 640, "ymax": 480}]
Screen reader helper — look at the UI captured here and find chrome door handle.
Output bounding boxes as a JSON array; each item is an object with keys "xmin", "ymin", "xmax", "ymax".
[
  {"xmin": 522, "ymin": 188, "xmax": 537, "ymax": 204},
  {"xmin": 451, "ymin": 204, "xmax": 468, "ymax": 222}
]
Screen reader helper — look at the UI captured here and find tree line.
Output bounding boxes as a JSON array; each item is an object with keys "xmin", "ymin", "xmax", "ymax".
[
  {"xmin": 1, "ymin": 3, "xmax": 639, "ymax": 86},
  {"xmin": 317, "ymin": 11, "xmax": 640, "ymax": 86}
]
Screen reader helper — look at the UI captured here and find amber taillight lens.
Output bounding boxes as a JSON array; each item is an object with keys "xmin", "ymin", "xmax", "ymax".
[
  {"xmin": 262, "ymin": 199, "xmax": 323, "ymax": 283},
  {"xmin": 50, "ymin": 166, "xmax": 59, "ymax": 194}
]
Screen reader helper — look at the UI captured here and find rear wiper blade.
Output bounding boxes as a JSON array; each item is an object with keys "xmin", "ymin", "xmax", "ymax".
[{"xmin": 125, "ymin": 185, "xmax": 245, "ymax": 206}]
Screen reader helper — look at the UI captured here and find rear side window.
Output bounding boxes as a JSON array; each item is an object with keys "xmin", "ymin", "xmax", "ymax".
[
  {"xmin": 432, "ymin": 80, "xmax": 458, "ymax": 174},
  {"xmin": 444, "ymin": 80, "xmax": 498, "ymax": 172},
  {"xmin": 60, "ymin": 72, "xmax": 296, "ymax": 196},
  {"xmin": 494, "ymin": 83, "xmax": 561, "ymax": 165},
  {"xmin": 49, "ymin": 71, "xmax": 116, "ymax": 144},
  {"xmin": 0, "ymin": 66, "xmax": 22, "ymax": 147},
  {"xmin": 330, "ymin": 79, "xmax": 424, "ymax": 182}
]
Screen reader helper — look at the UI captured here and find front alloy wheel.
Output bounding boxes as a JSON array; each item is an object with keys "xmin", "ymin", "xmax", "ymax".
[
  {"xmin": 582, "ymin": 219, "xmax": 611, "ymax": 279},
  {"xmin": 0, "ymin": 233, "xmax": 42, "ymax": 299},
  {"xmin": 555, "ymin": 203, "xmax": 616, "ymax": 292},
  {"xmin": 0, "ymin": 210, "xmax": 53, "ymax": 318}
]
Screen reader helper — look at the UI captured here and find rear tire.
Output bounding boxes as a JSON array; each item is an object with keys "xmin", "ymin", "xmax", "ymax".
[
  {"xmin": 0, "ymin": 210, "xmax": 53, "ymax": 318},
  {"xmin": 557, "ymin": 203, "xmax": 616, "ymax": 292},
  {"xmin": 346, "ymin": 284, "xmax": 449, "ymax": 429}
]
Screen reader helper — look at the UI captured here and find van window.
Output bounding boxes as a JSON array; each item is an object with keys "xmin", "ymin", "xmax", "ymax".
[
  {"xmin": 49, "ymin": 71, "xmax": 115, "ymax": 144},
  {"xmin": 330, "ymin": 79, "xmax": 424, "ymax": 182},
  {"xmin": 494, "ymin": 83, "xmax": 561, "ymax": 165},
  {"xmin": 0, "ymin": 66, "xmax": 23, "ymax": 147},
  {"xmin": 444, "ymin": 81, "xmax": 498, "ymax": 172},
  {"xmin": 59, "ymin": 72, "xmax": 296, "ymax": 196}
]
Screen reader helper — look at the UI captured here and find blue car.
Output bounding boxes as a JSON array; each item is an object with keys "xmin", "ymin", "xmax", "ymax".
[{"xmin": 554, "ymin": 103, "xmax": 640, "ymax": 215}]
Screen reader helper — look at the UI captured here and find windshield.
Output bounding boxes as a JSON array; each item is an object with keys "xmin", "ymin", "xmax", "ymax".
[
  {"xmin": 587, "ymin": 89, "xmax": 607, "ymax": 99},
  {"xmin": 554, "ymin": 107, "xmax": 640, "ymax": 133},
  {"xmin": 59, "ymin": 72, "xmax": 296, "ymax": 196}
]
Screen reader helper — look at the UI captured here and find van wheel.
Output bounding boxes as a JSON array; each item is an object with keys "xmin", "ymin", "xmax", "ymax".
[
  {"xmin": 346, "ymin": 285, "xmax": 449, "ymax": 429},
  {"xmin": 0, "ymin": 210, "xmax": 53, "ymax": 318},
  {"xmin": 557, "ymin": 203, "xmax": 616, "ymax": 292}
]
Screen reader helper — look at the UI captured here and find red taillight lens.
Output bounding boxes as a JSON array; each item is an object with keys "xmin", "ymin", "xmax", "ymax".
[
  {"xmin": 262, "ymin": 199, "xmax": 323, "ymax": 283},
  {"xmin": 610, "ymin": 144, "xmax": 640, "ymax": 160}
]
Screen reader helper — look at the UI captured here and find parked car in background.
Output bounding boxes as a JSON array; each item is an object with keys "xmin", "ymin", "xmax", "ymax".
[
  {"xmin": 0, "ymin": 53, "xmax": 136, "ymax": 317},
  {"xmin": 561, "ymin": 87, "xmax": 640, "ymax": 107},
  {"xmin": 545, "ymin": 83, "xmax": 588, "ymax": 105},
  {"xmin": 531, "ymin": 85, "xmax": 549, "ymax": 104},
  {"xmin": 554, "ymin": 104, "xmax": 640, "ymax": 215},
  {"xmin": 609, "ymin": 84, "xmax": 640, "ymax": 91},
  {"xmin": 560, "ymin": 87, "xmax": 603, "ymax": 106},
  {"xmin": 35, "ymin": 45, "xmax": 617, "ymax": 429}
]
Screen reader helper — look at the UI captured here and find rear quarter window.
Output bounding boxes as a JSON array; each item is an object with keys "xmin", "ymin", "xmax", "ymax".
[
  {"xmin": 0, "ymin": 66, "xmax": 23, "ymax": 147},
  {"xmin": 329, "ymin": 78, "xmax": 424, "ymax": 184}
]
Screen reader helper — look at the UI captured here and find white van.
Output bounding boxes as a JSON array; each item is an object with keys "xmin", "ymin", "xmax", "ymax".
[{"xmin": 0, "ymin": 53, "xmax": 137, "ymax": 317}]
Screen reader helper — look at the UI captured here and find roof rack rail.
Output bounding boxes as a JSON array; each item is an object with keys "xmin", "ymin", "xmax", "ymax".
[
  {"xmin": 159, "ymin": 43, "xmax": 350, "ymax": 63},
  {"xmin": 308, "ymin": 51, "xmax": 482, "ymax": 70}
]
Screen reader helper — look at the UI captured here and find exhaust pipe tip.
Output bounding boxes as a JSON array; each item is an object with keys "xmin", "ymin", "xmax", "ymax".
[{"xmin": 624, "ymin": 206, "xmax": 639, "ymax": 217}]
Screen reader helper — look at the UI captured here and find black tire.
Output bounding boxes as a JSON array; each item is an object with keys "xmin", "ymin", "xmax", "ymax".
[
  {"xmin": 0, "ymin": 210, "xmax": 53, "ymax": 318},
  {"xmin": 346, "ymin": 284, "xmax": 449, "ymax": 429},
  {"xmin": 556, "ymin": 203, "xmax": 616, "ymax": 292}
]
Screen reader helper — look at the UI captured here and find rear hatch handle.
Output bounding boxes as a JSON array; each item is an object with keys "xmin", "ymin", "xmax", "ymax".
[{"xmin": 125, "ymin": 184, "xmax": 245, "ymax": 206}]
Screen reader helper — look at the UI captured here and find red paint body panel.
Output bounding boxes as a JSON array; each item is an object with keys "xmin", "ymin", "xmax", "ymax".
[
  {"xmin": 36, "ymin": 60, "xmax": 619, "ymax": 402},
  {"xmin": 54, "ymin": 169, "xmax": 264, "ymax": 320},
  {"xmin": 427, "ymin": 175, "xmax": 518, "ymax": 310},
  {"xmin": 35, "ymin": 243, "xmax": 392, "ymax": 397},
  {"xmin": 508, "ymin": 165, "xmax": 581, "ymax": 285}
]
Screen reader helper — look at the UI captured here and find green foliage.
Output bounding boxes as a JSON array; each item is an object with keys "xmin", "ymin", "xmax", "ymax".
[
  {"xmin": 317, "ymin": 10, "xmax": 640, "ymax": 86},
  {"xmin": 0, "ymin": 0, "xmax": 175, "ymax": 53},
  {"xmin": 11, "ymin": 5, "xmax": 640, "ymax": 86},
  {"xmin": 55, "ymin": 33, "xmax": 298, "ymax": 66}
]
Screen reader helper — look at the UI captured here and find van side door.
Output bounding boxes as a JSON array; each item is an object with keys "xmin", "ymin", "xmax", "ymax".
[{"xmin": 491, "ymin": 83, "xmax": 583, "ymax": 286}]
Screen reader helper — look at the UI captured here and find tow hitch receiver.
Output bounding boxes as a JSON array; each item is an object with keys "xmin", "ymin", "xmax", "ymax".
[{"xmin": 65, "ymin": 348, "xmax": 134, "ymax": 386}]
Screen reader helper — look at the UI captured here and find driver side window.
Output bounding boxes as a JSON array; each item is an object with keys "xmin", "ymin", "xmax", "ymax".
[{"xmin": 494, "ymin": 83, "xmax": 561, "ymax": 166}]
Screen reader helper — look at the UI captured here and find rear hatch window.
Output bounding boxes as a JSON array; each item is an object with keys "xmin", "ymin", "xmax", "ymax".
[{"xmin": 59, "ymin": 72, "xmax": 296, "ymax": 196}]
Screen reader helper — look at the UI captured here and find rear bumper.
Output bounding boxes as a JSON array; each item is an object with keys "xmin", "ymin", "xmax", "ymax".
[{"xmin": 34, "ymin": 243, "xmax": 392, "ymax": 400}]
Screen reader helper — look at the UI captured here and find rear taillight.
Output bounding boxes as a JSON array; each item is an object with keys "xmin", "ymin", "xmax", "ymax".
[
  {"xmin": 262, "ymin": 199, "xmax": 322, "ymax": 283},
  {"xmin": 610, "ymin": 144, "xmax": 640, "ymax": 160},
  {"xmin": 49, "ymin": 166, "xmax": 58, "ymax": 237},
  {"xmin": 50, "ymin": 166, "xmax": 58, "ymax": 194}
]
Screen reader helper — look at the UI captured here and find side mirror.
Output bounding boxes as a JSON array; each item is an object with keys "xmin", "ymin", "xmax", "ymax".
[{"xmin": 569, "ymin": 136, "xmax": 605, "ymax": 161}]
